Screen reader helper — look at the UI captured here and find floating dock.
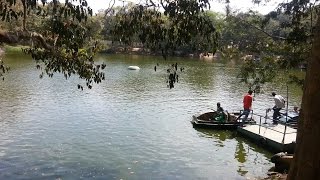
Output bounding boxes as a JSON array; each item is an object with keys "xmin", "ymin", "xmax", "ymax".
[
  {"xmin": 237, "ymin": 121, "xmax": 297, "ymax": 153},
  {"xmin": 191, "ymin": 110, "xmax": 298, "ymax": 153}
]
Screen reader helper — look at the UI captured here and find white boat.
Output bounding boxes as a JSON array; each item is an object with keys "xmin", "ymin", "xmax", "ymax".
[{"xmin": 128, "ymin": 66, "xmax": 140, "ymax": 70}]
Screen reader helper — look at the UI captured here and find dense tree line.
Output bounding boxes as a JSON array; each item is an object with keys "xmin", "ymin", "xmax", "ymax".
[{"xmin": 101, "ymin": 1, "xmax": 218, "ymax": 58}]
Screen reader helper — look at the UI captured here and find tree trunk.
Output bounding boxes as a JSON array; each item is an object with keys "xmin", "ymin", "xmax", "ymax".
[
  {"xmin": 22, "ymin": 0, "xmax": 27, "ymax": 31},
  {"xmin": 287, "ymin": 12, "xmax": 320, "ymax": 180}
]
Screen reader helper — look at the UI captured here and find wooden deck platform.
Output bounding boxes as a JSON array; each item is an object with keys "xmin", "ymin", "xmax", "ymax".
[{"xmin": 237, "ymin": 123, "xmax": 297, "ymax": 153}]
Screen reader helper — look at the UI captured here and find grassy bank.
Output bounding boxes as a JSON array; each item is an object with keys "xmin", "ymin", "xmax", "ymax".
[{"xmin": 1, "ymin": 45, "xmax": 29, "ymax": 54}]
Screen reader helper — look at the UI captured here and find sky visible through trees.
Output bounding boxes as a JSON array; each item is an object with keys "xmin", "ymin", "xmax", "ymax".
[{"xmin": 85, "ymin": 0, "xmax": 282, "ymax": 14}]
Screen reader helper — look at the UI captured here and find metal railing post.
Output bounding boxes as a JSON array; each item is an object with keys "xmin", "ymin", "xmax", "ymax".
[
  {"xmin": 282, "ymin": 85, "xmax": 289, "ymax": 144},
  {"xmin": 259, "ymin": 116, "xmax": 261, "ymax": 134}
]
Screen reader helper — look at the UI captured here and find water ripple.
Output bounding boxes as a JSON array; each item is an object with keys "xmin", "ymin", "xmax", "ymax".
[{"xmin": 0, "ymin": 54, "xmax": 302, "ymax": 179}]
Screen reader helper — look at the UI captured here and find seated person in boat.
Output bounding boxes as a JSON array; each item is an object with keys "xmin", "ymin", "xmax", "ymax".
[
  {"xmin": 285, "ymin": 106, "xmax": 300, "ymax": 122},
  {"xmin": 217, "ymin": 102, "xmax": 224, "ymax": 112},
  {"xmin": 292, "ymin": 106, "xmax": 299, "ymax": 115},
  {"xmin": 213, "ymin": 102, "xmax": 226, "ymax": 122}
]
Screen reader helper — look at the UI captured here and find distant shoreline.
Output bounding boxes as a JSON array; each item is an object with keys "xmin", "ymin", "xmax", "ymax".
[
  {"xmin": 100, "ymin": 46, "xmax": 216, "ymax": 60},
  {"xmin": 0, "ymin": 44, "xmax": 217, "ymax": 61}
]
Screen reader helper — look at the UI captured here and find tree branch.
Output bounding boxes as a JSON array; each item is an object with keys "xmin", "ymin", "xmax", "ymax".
[
  {"xmin": 0, "ymin": 31, "xmax": 19, "ymax": 44},
  {"xmin": 0, "ymin": 30, "xmax": 53, "ymax": 50},
  {"xmin": 148, "ymin": 0, "xmax": 157, "ymax": 7},
  {"xmin": 22, "ymin": 0, "xmax": 27, "ymax": 31},
  {"xmin": 29, "ymin": 32, "xmax": 53, "ymax": 50},
  {"xmin": 159, "ymin": 0, "xmax": 168, "ymax": 11},
  {"xmin": 236, "ymin": 16, "xmax": 287, "ymax": 41},
  {"xmin": 104, "ymin": 0, "xmax": 116, "ymax": 15}
]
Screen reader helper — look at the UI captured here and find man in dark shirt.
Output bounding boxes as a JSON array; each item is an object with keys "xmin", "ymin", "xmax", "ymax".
[
  {"xmin": 217, "ymin": 102, "xmax": 224, "ymax": 112},
  {"xmin": 214, "ymin": 102, "xmax": 225, "ymax": 122}
]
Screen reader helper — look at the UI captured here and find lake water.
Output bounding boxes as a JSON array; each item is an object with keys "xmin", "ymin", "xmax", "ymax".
[{"xmin": 0, "ymin": 53, "xmax": 302, "ymax": 179}]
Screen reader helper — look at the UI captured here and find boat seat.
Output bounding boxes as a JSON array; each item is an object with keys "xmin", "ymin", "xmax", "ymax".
[{"xmin": 225, "ymin": 112, "xmax": 229, "ymax": 122}]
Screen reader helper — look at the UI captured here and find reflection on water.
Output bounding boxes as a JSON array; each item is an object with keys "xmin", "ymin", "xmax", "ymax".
[
  {"xmin": 0, "ymin": 53, "xmax": 302, "ymax": 179},
  {"xmin": 235, "ymin": 139, "xmax": 248, "ymax": 176},
  {"xmin": 194, "ymin": 128, "xmax": 236, "ymax": 147},
  {"xmin": 191, "ymin": 127, "xmax": 274, "ymax": 178},
  {"xmin": 235, "ymin": 139, "xmax": 247, "ymax": 164}
]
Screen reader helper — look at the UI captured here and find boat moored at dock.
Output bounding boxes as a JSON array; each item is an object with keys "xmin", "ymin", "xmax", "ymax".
[{"xmin": 191, "ymin": 111, "xmax": 255, "ymax": 130}]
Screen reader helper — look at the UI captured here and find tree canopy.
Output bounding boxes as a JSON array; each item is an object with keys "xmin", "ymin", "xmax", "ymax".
[
  {"xmin": 109, "ymin": 0, "xmax": 219, "ymax": 58},
  {"xmin": 0, "ymin": 0, "xmax": 105, "ymax": 89}
]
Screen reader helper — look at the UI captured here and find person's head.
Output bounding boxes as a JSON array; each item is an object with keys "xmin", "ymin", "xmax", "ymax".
[
  {"xmin": 217, "ymin": 102, "xmax": 221, "ymax": 107},
  {"xmin": 272, "ymin": 92, "xmax": 276, "ymax": 96},
  {"xmin": 248, "ymin": 90, "xmax": 253, "ymax": 95},
  {"xmin": 294, "ymin": 106, "xmax": 299, "ymax": 112}
]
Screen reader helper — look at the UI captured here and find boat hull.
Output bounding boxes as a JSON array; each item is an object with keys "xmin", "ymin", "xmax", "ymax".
[
  {"xmin": 191, "ymin": 111, "xmax": 241, "ymax": 130},
  {"xmin": 191, "ymin": 118, "xmax": 240, "ymax": 130}
]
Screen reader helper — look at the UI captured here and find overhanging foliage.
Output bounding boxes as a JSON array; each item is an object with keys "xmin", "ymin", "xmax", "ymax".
[{"xmin": 0, "ymin": 0, "xmax": 105, "ymax": 89}]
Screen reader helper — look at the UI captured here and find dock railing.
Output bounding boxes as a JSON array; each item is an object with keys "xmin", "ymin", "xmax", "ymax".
[{"xmin": 238, "ymin": 110, "xmax": 297, "ymax": 144}]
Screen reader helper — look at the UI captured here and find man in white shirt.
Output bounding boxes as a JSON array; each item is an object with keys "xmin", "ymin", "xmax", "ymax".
[{"xmin": 272, "ymin": 92, "xmax": 286, "ymax": 123}]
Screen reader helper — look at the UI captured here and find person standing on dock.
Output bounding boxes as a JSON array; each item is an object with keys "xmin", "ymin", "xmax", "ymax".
[
  {"xmin": 272, "ymin": 92, "xmax": 286, "ymax": 124},
  {"xmin": 236, "ymin": 90, "xmax": 253, "ymax": 125}
]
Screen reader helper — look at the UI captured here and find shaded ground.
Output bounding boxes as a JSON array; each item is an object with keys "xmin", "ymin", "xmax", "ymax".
[{"xmin": 263, "ymin": 172, "xmax": 287, "ymax": 180}]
